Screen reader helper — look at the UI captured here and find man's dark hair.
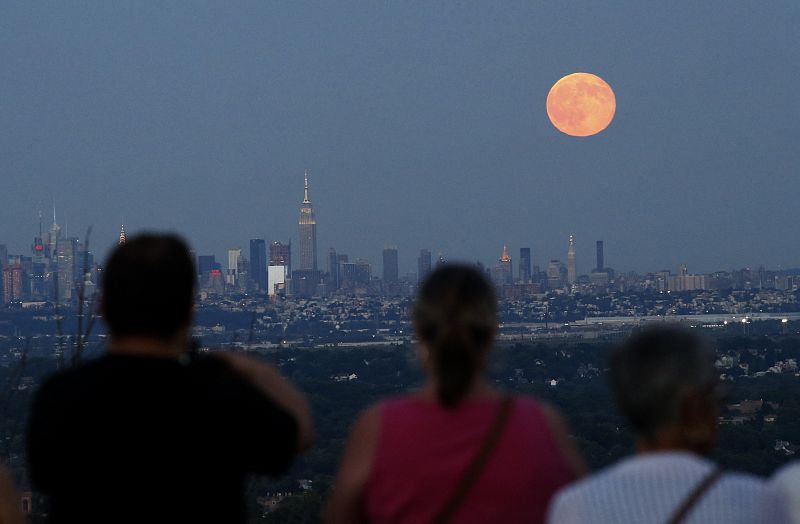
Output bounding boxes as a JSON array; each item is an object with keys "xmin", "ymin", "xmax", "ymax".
[
  {"xmin": 609, "ymin": 326, "xmax": 717, "ymax": 440},
  {"xmin": 102, "ymin": 233, "xmax": 195, "ymax": 340}
]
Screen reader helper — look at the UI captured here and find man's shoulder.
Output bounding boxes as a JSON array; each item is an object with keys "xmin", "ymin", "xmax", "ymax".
[
  {"xmin": 548, "ymin": 457, "xmax": 776, "ymax": 522},
  {"xmin": 551, "ymin": 453, "xmax": 708, "ymax": 507},
  {"xmin": 719, "ymin": 470, "xmax": 769, "ymax": 489},
  {"xmin": 714, "ymin": 470, "xmax": 773, "ymax": 500},
  {"xmin": 550, "ymin": 457, "xmax": 633, "ymax": 504}
]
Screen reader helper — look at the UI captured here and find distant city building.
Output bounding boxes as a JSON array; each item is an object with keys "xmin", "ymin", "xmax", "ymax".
[
  {"xmin": 668, "ymin": 264, "xmax": 708, "ymax": 291},
  {"xmin": 355, "ymin": 259, "xmax": 372, "ymax": 285},
  {"xmin": 590, "ymin": 271, "xmax": 610, "ymax": 286},
  {"xmin": 327, "ymin": 248, "xmax": 340, "ymax": 291},
  {"xmin": 382, "ymin": 247, "xmax": 399, "ymax": 284},
  {"xmin": 493, "ymin": 245, "xmax": 512, "ymax": 285},
  {"xmin": 46, "ymin": 208, "xmax": 61, "ymax": 260},
  {"xmin": 547, "ymin": 260, "xmax": 566, "ymax": 290},
  {"xmin": 207, "ymin": 262, "xmax": 224, "ymax": 294},
  {"xmin": 595, "ymin": 240, "xmax": 604, "ymax": 272},
  {"xmin": 249, "ymin": 239, "xmax": 268, "ymax": 291},
  {"xmin": 297, "ymin": 171, "xmax": 318, "ymax": 271},
  {"xmin": 226, "ymin": 248, "xmax": 241, "ymax": 287},
  {"xmin": 268, "ymin": 265, "xmax": 287, "ymax": 296},
  {"xmin": 269, "ymin": 241, "xmax": 291, "ymax": 273},
  {"xmin": 341, "ymin": 259, "xmax": 371, "ymax": 290},
  {"xmin": 567, "ymin": 235, "xmax": 576, "ymax": 285},
  {"xmin": 118, "ymin": 225, "xmax": 126, "ymax": 245},
  {"xmin": 418, "ymin": 249, "xmax": 432, "ymax": 283},
  {"xmin": 56, "ymin": 237, "xmax": 78, "ymax": 303},
  {"xmin": 198, "ymin": 255, "xmax": 216, "ymax": 278},
  {"xmin": 236, "ymin": 254, "xmax": 249, "ymax": 291},
  {"xmin": 519, "ymin": 247, "xmax": 531, "ymax": 283},
  {"xmin": 2, "ymin": 264, "xmax": 25, "ymax": 303},
  {"xmin": 29, "ymin": 216, "xmax": 50, "ymax": 301},
  {"xmin": 290, "ymin": 269, "xmax": 321, "ymax": 297}
]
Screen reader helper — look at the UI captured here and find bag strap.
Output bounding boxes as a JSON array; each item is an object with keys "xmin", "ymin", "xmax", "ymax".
[
  {"xmin": 665, "ymin": 467, "xmax": 724, "ymax": 524},
  {"xmin": 431, "ymin": 396, "xmax": 514, "ymax": 524}
]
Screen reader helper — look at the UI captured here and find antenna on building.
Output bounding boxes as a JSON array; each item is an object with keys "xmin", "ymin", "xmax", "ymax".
[{"xmin": 303, "ymin": 170, "xmax": 311, "ymax": 204}]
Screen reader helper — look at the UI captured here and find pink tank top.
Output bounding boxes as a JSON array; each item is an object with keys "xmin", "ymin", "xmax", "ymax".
[{"xmin": 364, "ymin": 396, "xmax": 574, "ymax": 524}]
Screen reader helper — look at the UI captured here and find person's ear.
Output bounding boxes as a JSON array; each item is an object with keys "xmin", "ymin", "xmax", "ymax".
[{"xmin": 417, "ymin": 344, "xmax": 430, "ymax": 364}]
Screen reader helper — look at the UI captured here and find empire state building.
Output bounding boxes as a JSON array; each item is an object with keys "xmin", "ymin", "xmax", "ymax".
[{"xmin": 298, "ymin": 171, "xmax": 318, "ymax": 271}]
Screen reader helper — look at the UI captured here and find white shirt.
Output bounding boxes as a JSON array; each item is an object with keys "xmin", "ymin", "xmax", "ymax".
[
  {"xmin": 547, "ymin": 451, "xmax": 788, "ymax": 524},
  {"xmin": 772, "ymin": 462, "xmax": 800, "ymax": 524}
]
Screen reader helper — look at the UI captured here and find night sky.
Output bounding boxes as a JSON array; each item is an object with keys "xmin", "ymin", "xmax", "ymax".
[{"xmin": 2, "ymin": 2, "xmax": 798, "ymax": 274}]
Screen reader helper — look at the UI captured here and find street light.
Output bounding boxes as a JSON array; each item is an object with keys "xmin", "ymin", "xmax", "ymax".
[
  {"xmin": 741, "ymin": 317, "xmax": 748, "ymax": 335},
  {"xmin": 782, "ymin": 318, "xmax": 789, "ymax": 335}
]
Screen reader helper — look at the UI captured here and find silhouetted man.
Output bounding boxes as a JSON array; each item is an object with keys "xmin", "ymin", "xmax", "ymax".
[{"xmin": 27, "ymin": 234, "xmax": 313, "ymax": 523}]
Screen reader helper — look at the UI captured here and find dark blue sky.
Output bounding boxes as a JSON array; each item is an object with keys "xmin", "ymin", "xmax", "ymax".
[{"xmin": 2, "ymin": 2, "xmax": 798, "ymax": 274}]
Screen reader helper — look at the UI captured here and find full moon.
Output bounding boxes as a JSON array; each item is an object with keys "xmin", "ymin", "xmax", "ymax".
[{"xmin": 546, "ymin": 72, "xmax": 616, "ymax": 137}]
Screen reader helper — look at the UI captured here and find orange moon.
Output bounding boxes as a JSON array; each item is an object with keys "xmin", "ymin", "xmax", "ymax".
[{"xmin": 546, "ymin": 72, "xmax": 616, "ymax": 137}]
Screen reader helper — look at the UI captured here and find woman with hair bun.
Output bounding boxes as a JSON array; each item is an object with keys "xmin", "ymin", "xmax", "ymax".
[{"xmin": 326, "ymin": 264, "xmax": 586, "ymax": 524}]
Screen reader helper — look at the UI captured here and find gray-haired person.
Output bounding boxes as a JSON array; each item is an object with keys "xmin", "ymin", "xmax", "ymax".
[{"xmin": 547, "ymin": 326, "xmax": 788, "ymax": 524}]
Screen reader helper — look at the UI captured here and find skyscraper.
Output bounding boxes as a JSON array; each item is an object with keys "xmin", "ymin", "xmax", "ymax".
[
  {"xmin": 249, "ymin": 239, "xmax": 267, "ymax": 291},
  {"xmin": 46, "ymin": 205, "xmax": 61, "ymax": 261},
  {"xmin": 567, "ymin": 235, "xmax": 576, "ymax": 285},
  {"xmin": 497, "ymin": 245, "xmax": 512, "ymax": 285},
  {"xmin": 519, "ymin": 247, "xmax": 531, "ymax": 283},
  {"xmin": 547, "ymin": 260, "xmax": 566, "ymax": 290},
  {"xmin": 382, "ymin": 247, "xmax": 399, "ymax": 284},
  {"xmin": 269, "ymin": 241, "xmax": 291, "ymax": 273},
  {"xmin": 197, "ymin": 255, "xmax": 216, "ymax": 287},
  {"xmin": 227, "ymin": 248, "xmax": 241, "ymax": 287},
  {"xmin": 298, "ymin": 171, "xmax": 318, "ymax": 271},
  {"xmin": 327, "ymin": 248, "xmax": 339, "ymax": 291},
  {"xmin": 32, "ymin": 213, "xmax": 44, "ymax": 261},
  {"xmin": 2, "ymin": 265, "xmax": 25, "ymax": 304},
  {"xmin": 56, "ymin": 237, "xmax": 78, "ymax": 303},
  {"xmin": 417, "ymin": 249, "xmax": 431, "ymax": 283},
  {"xmin": 118, "ymin": 225, "xmax": 126, "ymax": 245},
  {"xmin": 596, "ymin": 240, "xmax": 604, "ymax": 272}
]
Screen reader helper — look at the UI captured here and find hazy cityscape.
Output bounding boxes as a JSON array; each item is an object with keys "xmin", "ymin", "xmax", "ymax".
[{"xmin": 3, "ymin": 173, "xmax": 799, "ymax": 307}]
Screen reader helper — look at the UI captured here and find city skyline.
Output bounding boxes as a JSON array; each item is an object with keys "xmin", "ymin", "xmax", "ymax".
[
  {"xmin": 3, "ymin": 195, "xmax": 799, "ymax": 282},
  {"xmin": 2, "ymin": 3, "xmax": 799, "ymax": 273}
]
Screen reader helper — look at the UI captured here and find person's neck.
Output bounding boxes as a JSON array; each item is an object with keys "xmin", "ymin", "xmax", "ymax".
[
  {"xmin": 108, "ymin": 335, "xmax": 187, "ymax": 359},
  {"xmin": 418, "ymin": 377, "xmax": 498, "ymax": 402}
]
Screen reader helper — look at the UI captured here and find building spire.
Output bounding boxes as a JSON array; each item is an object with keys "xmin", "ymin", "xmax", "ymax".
[
  {"xmin": 567, "ymin": 234, "xmax": 577, "ymax": 285},
  {"xmin": 118, "ymin": 224, "xmax": 126, "ymax": 245},
  {"xmin": 303, "ymin": 170, "xmax": 310, "ymax": 204},
  {"xmin": 500, "ymin": 245, "xmax": 511, "ymax": 262}
]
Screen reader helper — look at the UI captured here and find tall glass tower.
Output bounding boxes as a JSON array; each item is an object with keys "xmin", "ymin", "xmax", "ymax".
[{"xmin": 298, "ymin": 171, "xmax": 318, "ymax": 271}]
